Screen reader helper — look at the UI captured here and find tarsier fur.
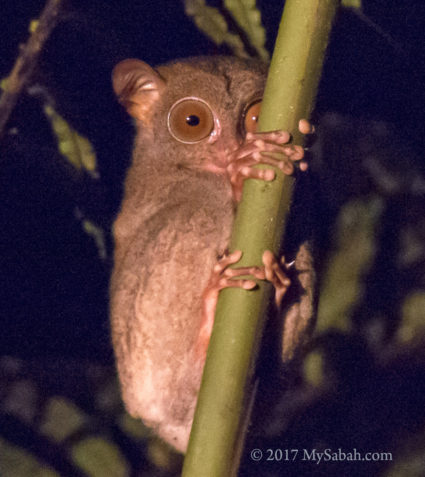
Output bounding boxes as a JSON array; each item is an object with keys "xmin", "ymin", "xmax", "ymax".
[{"xmin": 110, "ymin": 56, "xmax": 315, "ymax": 452}]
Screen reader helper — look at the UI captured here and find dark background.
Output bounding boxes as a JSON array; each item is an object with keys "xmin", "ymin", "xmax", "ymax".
[
  {"xmin": 0, "ymin": 0, "xmax": 423, "ymax": 364},
  {"xmin": 1, "ymin": 1, "xmax": 425, "ymax": 476}
]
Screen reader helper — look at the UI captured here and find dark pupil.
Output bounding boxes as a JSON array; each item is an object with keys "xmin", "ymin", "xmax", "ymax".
[{"xmin": 186, "ymin": 115, "xmax": 200, "ymax": 126}]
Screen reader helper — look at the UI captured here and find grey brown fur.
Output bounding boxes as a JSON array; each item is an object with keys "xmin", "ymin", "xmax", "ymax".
[{"xmin": 110, "ymin": 56, "xmax": 314, "ymax": 452}]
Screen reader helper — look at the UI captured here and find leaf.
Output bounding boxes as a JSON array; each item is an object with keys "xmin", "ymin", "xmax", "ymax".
[
  {"xmin": 0, "ymin": 438, "xmax": 60, "ymax": 477},
  {"xmin": 72, "ymin": 437, "xmax": 129, "ymax": 477},
  {"xmin": 316, "ymin": 197, "xmax": 384, "ymax": 332},
  {"xmin": 185, "ymin": 0, "xmax": 227, "ymax": 44},
  {"xmin": 224, "ymin": 0, "xmax": 269, "ymax": 60},
  {"xmin": 0, "ymin": 77, "xmax": 9, "ymax": 91},
  {"xmin": 74, "ymin": 208, "xmax": 107, "ymax": 260},
  {"xmin": 397, "ymin": 292, "xmax": 425, "ymax": 345},
  {"xmin": 2, "ymin": 379, "xmax": 38, "ymax": 423},
  {"xmin": 118, "ymin": 412, "xmax": 151, "ymax": 440},
  {"xmin": 40, "ymin": 396, "xmax": 88, "ymax": 442},
  {"xmin": 384, "ymin": 426, "xmax": 425, "ymax": 477},
  {"xmin": 303, "ymin": 350, "xmax": 326, "ymax": 388},
  {"xmin": 29, "ymin": 19, "xmax": 40, "ymax": 34},
  {"xmin": 43, "ymin": 103, "xmax": 99, "ymax": 179},
  {"xmin": 342, "ymin": 0, "xmax": 362, "ymax": 9},
  {"xmin": 184, "ymin": 0, "xmax": 248, "ymax": 57}
]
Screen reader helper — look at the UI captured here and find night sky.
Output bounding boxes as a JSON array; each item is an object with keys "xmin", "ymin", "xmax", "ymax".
[{"xmin": 0, "ymin": 0, "xmax": 424, "ymax": 363}]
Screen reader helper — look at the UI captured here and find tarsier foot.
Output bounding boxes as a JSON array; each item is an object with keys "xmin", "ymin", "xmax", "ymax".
[
  {"xmin": 196, "ymin": 250, "xmax": 292, "ymax": 358},
  {"xmin": 227, "ymin": 119, "xmax": 313, "ymax": 201},
  {"xmin": 196, "ymin": 250, "xmax": 266, "ymax": 358},
  {"xmin": 262, "ymin": 250, "xmax": 291, "ymax": 308}
]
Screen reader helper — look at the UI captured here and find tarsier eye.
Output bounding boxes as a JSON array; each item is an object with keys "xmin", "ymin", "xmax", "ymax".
[
  {"xmin": 243, "ymin": 99, "xmax": 262, "ymax": 134},
  {"xmin": 168, "ymin": 97, "xmax": 215, "ymax": 143}
]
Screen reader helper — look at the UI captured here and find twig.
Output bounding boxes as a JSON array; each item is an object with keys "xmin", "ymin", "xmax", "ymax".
[{"xmin": 0, "ymin": 0, "xmax": 63, "ymax": 141}]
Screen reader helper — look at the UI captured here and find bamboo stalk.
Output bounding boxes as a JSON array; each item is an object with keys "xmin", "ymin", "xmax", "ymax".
[{"xmin": 183, "ymin": 1, "xmax": 339, "ymax": 475}]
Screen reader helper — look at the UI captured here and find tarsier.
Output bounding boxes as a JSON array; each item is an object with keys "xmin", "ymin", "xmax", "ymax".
[{"xmin": 110, "ymin": 56, "xmax": 315, "ymax": 453}]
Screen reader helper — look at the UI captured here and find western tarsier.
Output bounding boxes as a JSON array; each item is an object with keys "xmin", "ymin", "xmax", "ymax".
[{"xmin": 110, "ymin": 56, "xmax": 315, "ymax": 453}]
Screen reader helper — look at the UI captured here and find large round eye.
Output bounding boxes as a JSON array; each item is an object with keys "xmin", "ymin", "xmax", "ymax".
[
  {"xmin": 168, "ymin": 98, "xmax": 215, "ymax": 143},
  {"xmin": 243, "ymin": 100, "xmax": 262, "ymax": 134}
]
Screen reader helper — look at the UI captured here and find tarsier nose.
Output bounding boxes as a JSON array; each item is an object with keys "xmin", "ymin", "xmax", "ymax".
[
  {"xmin": 210, "ymin": 135, "xmax": 239, "ymax": 166},
  {"xmin": 223, "ymin": 135, "xmax": 240, "ymax": 153}
]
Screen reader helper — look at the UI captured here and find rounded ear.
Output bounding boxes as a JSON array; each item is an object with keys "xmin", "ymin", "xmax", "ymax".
[{"xmin": 112, "ymin": 59, "xmax": 165, "ymax": 123}]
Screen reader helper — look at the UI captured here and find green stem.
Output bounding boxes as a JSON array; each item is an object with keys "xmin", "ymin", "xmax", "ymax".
[{"xmin": 183, "ymin": 1, "xmax": 339, "ymax": 475}]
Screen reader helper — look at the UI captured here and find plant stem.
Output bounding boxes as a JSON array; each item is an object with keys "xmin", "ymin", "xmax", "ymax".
[
  {"xmin": 0, "ymin": 0, "xmax": 62, "ymax": 141},
  {"xmin": 183, "ymin": 1, "xmax": 339, "ymax": 475}
]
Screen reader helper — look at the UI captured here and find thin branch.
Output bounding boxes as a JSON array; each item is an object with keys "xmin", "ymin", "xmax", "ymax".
[{"xmin": 0, "ymin": 0, "xmax": 62, "ymax": 141}]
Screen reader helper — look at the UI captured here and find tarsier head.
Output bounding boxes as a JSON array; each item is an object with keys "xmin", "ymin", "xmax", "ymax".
[{"xmin": 112, "ymin": 56, "xmax": 268, "ymax": 171}]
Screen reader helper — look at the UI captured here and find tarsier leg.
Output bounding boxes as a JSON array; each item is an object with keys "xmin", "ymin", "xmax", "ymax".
[{"xmin": 195, "ymin": 250, "xmax": 292, "ymax": 359}]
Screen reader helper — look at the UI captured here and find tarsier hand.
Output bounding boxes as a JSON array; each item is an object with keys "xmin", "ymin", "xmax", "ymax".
[
  {"xmin": 228, "ymin": 119, "xmax": 313, "ymax": 201},
  {"xmin": 198, "ymin": 118, "xmax": 313, "ymax": 357}
]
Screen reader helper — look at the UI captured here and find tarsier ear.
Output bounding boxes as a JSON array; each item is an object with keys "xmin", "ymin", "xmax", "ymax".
[{"xmin": 112, "ymin": 59, "xmax": 165, "ymax": 123}]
